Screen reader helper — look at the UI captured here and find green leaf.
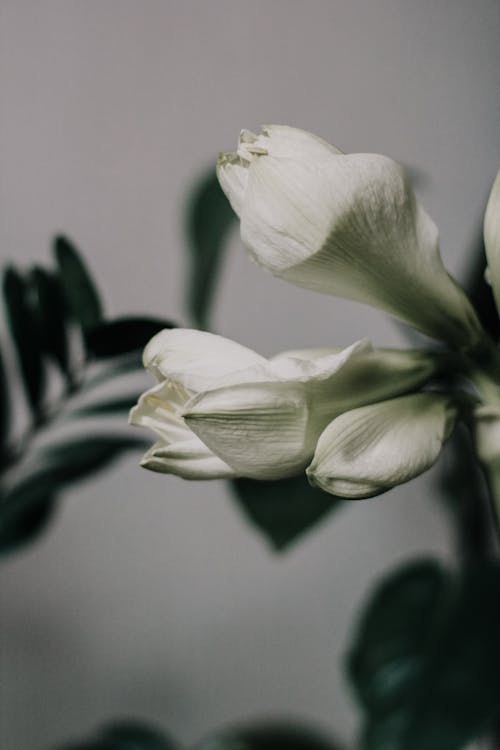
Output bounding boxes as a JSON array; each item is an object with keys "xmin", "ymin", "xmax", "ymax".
[
  {"xmin": 54, "ymin": 235, "xmax": 103, "ymax": 331},
  {"xmin": 348, "ymin": 559, "xmax": 500, "ymax": 750},
  {"xmin": 57, "ymin": 720, "xmax": 180, "ymax": 750},
  {"xmin": 195, "ymin": 722, "xmax": 342, "ymax": 750},
  {"xmin": 84, "ymin": 317, "xmax": 175, "ymax": 359},
  {"xmin": 232, "ymin": 474, "xmax": 343, "ymax": 551},
  {"xmin": 0, "ymin": 435, "xmax": 146, "ymax": 556},
  {"xmin": 67, "ymin": 394, "xmax": 141, "ymax": 418},
  {"xmin": 30, "ymin": 266, "xmax": 71, "ymax": 377},
  {"xmin": 185, "ymin": 168, "xmax": 236, "ymax": 329},
  {"xmin": 0, "ymin": 343, "xmax": 10, "ymax": 463},
  {"xmin": 0, "ymin": 490, "xmax": 57, "ymax": 554},
  {"xmin": 3, "ymin": 266, "xmax": 45, "ymax": 417}
]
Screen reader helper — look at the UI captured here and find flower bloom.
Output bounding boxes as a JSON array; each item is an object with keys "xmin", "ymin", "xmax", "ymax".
[
  {"xmin": 217, "ymin": 125, "xmax": 483, "ymax": 349},
  {"xmin": 129, "ymin": 329, "xmax": 440, "ymax": 481},
  {"xmin": 484, "ymin": 168, "xmax": 500, "ymax": 315},
  {"xmin": 307, "ymin": 392, "xmax": 457, "ymax": 498}
]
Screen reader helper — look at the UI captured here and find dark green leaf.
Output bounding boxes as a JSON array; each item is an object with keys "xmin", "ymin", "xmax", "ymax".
[
  {"xmin": 0, "ymin": 490, "xmax": 57, "ymax": 554},
  {"xmin": 0, "ymin": 343, "xmax": 10, "ymax": 463},
  {"xmin": 348, "ymin": 559, "xmax": 500, "ymax": 750},
  {"xmin": 85, "ymin": 317, "xmax": 175, "ymax": 359},
  {"xmin": 232, "ymin": 474, "xmax": 342, "ymax": 550},
  {"xmin": 30, "ymin": 266, "xmax": 71, "ymax": 377},
  {"xmin": 3, "ymin": 266, "xmax": 45, "ymax": 417},
  {"xmin": 195, "ymin": 721, "xmax": 342, "ymax": 750},
  {"xmin": 82, "ymin": 353, "xmax": 145, "ymax": 391},
  {"xmin": 67, "ymin": 394, "xmax": 141, "ymax": 418},
  {"xmin": 0, "ymin": 435, "xmax": 146, "ymax": 556},
  {"xmin": 56, "ymin": 720, "xmax": 180, "ymax": 750},
  {"xmin": 54, "ymin": 235, "xmax": 103, "ymax": 331},
  {"xmin": 185, "ymin": 168, "xmax": 236, "ymax": 329}
]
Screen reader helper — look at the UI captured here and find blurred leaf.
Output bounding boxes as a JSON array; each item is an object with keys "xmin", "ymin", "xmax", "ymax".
[
  {"xmin": 85, "ymin": 317, "xmax": 175, "ymax": 359},
  {"xmin": 30, "ymin": 266, "xmax": 71, "ymax": 377},
  {"xmin": 185, "ymin": 168, "xmax": 236, "ymax": 328},
  {"xmin": 82, "ymin": 353, "xmax": 145, "ymax": 391},
  {"xmin": 195, "ymin": 721, "xmax": 343, "ymax": 750},
  {"xmin": 0, "ymin": 490, "xmax": 57, "ymax": 554},
  {"xmin": 67, "ymin": 394, "xmax": 140, "ymax": 418},
  {"xmin": 3, "ymin": 266, "xmax": 45, "ymax": 417},
  {"xmin": 0, "ymin": 435, "xmax": 146, "ymax": 556},
  {"xmin": 232, "ymin": 474, "xmax": 342, "ymax": 551},
  {"xmin": 0, "ymin": 344, "xmax": 10, "ymax": 462},
  {"xmin": 54, "ymin": 235, "xmax": 103, "ymax": 331},
  {"xmin": 348, "ymin": 559, "xmax": 500, "ymax": 750},
  {"xmin": 57, "ymin": 720, "xmax": 180, "ymax": 750}
]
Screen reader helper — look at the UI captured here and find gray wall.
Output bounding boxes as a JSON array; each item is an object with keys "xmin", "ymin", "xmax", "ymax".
[{"xmin": 1, "ymin": 2, "xmax": 500, "ymax": 748}]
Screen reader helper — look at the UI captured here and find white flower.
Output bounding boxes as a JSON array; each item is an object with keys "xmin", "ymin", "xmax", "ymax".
[
  {"xmin": 217, "ymin": 125, "xmax": 483, "ymax": 349},
  {"xmin": 484, "ymin": 168, "xmax": 500, "ymax": 315},
  {"xmin": 130, "ymin": 328, "xmax": 441, "ymax": 481},
  {"xmin": 306, "ymin": 392, "xmax": 458, "ymax": 498}
]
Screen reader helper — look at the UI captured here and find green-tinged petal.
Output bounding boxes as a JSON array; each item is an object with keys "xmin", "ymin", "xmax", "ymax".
[
  {"xmin": 184, "ymin": 382, "xmax": 309, "ymax": 479},
  {"xmin": 473, "ymin": 404, "xmax": 500, "ymax": 465},
  {"xmin": 141, "ymin": 438, "xmax": 236, "ymax": 479},
  {"xmin": 218, "ymin": 125, "xmax": 483, "ymax": 349},
  {"xmin": 307, "ymin": 392, "xmax": 457, "ymax": 498},
  {"xmin": 143, "ymin": 328, "xmax": 266, "ymax": 388},
  {"xmin": 484, "ymin": 169, "xmax": 500, "ymax": 315}
]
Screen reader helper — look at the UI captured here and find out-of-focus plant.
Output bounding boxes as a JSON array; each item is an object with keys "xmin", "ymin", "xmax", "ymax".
[{"xmin": 0, "ymin": 236, "xmax": 174, "ymax": 554}]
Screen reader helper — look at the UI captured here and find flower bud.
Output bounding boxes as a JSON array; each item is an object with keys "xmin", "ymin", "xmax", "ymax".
[
  {"xmin": 484, "ymin": 169, "xmax": 500, "ymax": 316},
  {"xmin": 218, "ymin": 125, "xmax": 483, "ymax": 349},
  {"xmin": 306, "ymin": 392, "xmax": 457, "ymax": 498}
]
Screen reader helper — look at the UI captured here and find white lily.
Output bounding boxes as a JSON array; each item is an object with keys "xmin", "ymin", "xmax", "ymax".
[
  {"xmin": 217, "ymin": 125, "xmax": 483, "ymax": 349},
  {"xmin": 484, "ymin": 169, "xmax": 500, "ymax": 315},
  {"xmin": 130, "ymin": 329, "xmax": 441, "ymax": 481},
  {"xmin": 306, "ymin": 392, "xmax": 458, "ymax": 498}
]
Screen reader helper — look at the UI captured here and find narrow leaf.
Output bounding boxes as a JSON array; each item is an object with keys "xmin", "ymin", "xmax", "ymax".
[
  {"xmin": 3, "ymin": 266, "xmax": 45, "ymax": 417},
  {"xmin": 0, "ymin": 343, "xmax": 10, "ymax": 463},
  {"xmin": 232, "ymin": 474, "xmax": 342, "ymax": 550},
  {"xmin": 85, "ymin": 317, "xmax": 175, "ymax": 359},
  {"xmin": 348, "ymin": 559, "xmax": 500, "ymax": 750},
  {"xmin": 67, "ymin": 394, "xmax": 141, "ymax": 418},
  {"xmin": 54, "ymin": 235, "xmax": 103, "ymax": 331},
  {"xmin": 0, "ymin": 490, "xmax": 57, "ymax": 555},
  {"xmin": 185, "ymin": 168, "xmax": 236, "ymax": 328},
  {"xmin": 30, "ymin": 266, "xmax": 71, "ymax": 377},
  {"xmin": 195, "ymin": 721, "xmax": 343, "ymax": 750},
  {"xmin": 56, "ymin": 720, "xmax": 180, "ymax": 750}
]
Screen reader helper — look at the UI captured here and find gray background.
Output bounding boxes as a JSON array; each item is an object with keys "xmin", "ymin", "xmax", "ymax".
[{"xmin": 1, "ymin": 2, "xmax": 499, "ymax": 748}]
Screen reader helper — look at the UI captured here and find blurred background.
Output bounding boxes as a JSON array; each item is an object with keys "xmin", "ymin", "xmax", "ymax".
[{"xmin": 1, "ymin": 2, "xmax": 500, "ymax": 748}]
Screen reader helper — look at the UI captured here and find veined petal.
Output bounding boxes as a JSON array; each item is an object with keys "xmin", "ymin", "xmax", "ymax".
[
  {"xmin": 473, "ymin": 405, "xmax": 500, "ymax": 465},
  {"xmin": 184, "ymin": 382, "xmax": 310, "ymax": 480},
  {"xmin": 141, "ymin": 438, "xmax": 236, "ymax": 479},
  {"xmin": 219, "ymin": 125, "xmax": 483, "ymax": 349},
  {"xmin": 143, "ymin": 328, "xmax": 266, "ymax": 389},
  {"xmin": 216, "ymin": 152, "xmax": 249, "ymax": 216},
  {"xmin": 484, "ymin": 169, "xmax": 500, "ymax": 315},
  {"xmin": 307, "ymin": 392, "xmax": 457, "ymax": 499}
]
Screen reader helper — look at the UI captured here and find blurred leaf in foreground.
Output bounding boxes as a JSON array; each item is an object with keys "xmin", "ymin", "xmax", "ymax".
[{"xmin": 54, "ymin": 235, "xmax": 104, "ymax": 331}]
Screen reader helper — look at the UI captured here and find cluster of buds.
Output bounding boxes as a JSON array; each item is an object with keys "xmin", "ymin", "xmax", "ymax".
[{"xmin": 130, "ymin": 126, "xmax": 500, "ymax": 500}]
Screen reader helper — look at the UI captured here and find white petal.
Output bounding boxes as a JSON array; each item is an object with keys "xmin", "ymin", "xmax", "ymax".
[
  {"xmin": 224, "ymin": 125, "xmax": 482, "ymax": 349},
  {"xmin": 216, "ymin": 152, "xmax": 249, "ymax": 217},
  {"xmin": 129, "ymin": 379, "xmax": 192, "ymax": 444},
  {"xmin": 307, "ymin": 392, "xmax": 457, "ymax": 498},
  {"xmin": 141, "ymin": 438, "xmax": 236, "ymax": 479},
  {"xmin": 484, "ymin": 169, "xmax": 500, "ymax": 315},
  {"xmin": 143, "ymin": 328, "xmax": 266, "ymax": 389},
  {"xmin": 473, "ymin": 404, "xmax": 500, "ymax": 465},
  {"xmin": 184, "ymin": 382, "xmax": 309, "ymax": 479}
]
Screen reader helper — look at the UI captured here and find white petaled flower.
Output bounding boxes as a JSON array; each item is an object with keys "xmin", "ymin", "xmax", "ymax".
[
  {"xmin": 217, "ymin": 125, "xmax": 483, "ymax": 349},
  {"xmin": 129, "ymin": 329, "xmax": 441, "ymax": 481},
  {"xmin": 484, "ymin": 169, "xmax": 500, "ymax": 315},
  {"xmin": 306, "ymin": 392, "xmax": 458, "ymax": 498}
]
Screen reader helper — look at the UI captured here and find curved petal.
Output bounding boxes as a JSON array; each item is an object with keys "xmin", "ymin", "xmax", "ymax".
[
  {"xmin": 143, "ymin": 328, "xmax": 266, "ymax": 389},
  {"xmin": 484, "ymin": 169, "xmax": 500, "ymax": 315},
  {"xmin": 219, "ymin": 126, "xmax": 483, "ymax": 349},
  {"xmin": 129, "ymin": 380, "xmax": 192, "ymax": 444},
  {"xmin": 307, "ymin": 392, "xmax": 457, "ymax": 498},
  {"xmin": 184, "ymin": 382, "xmax": 310, "ymax": 480},
  {"xmin": 141, "ymin": 438, "xmax": 236, "ymax": 479}
]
